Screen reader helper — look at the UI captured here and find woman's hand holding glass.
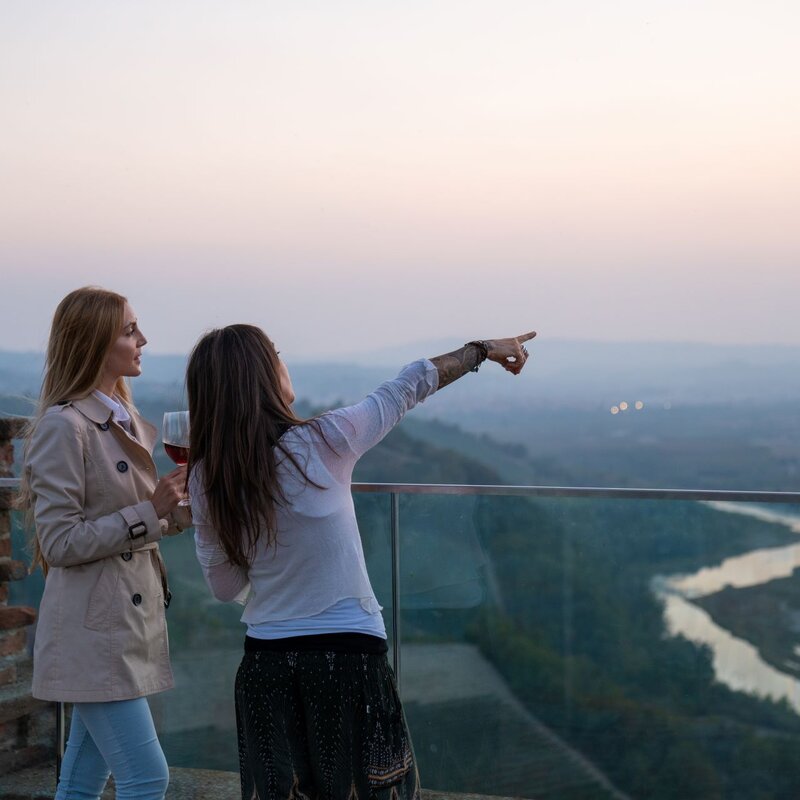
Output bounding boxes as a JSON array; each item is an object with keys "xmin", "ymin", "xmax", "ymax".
[
  {"xmin": 151, "ymin": 466, "xmax": 189, "ymax": 519},
  {"xmin": 162, "ymin": 411, "xmax": 191, "ymax": 507}
]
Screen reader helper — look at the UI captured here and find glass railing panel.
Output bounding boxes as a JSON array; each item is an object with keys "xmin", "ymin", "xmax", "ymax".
[
  {"xmin": 10, "ymin": 478, "xmax": 800, "ymax": 799},
  {"xmin": 397, "ymin": 492, "xmax": 800, "ymax": 800},
  {"xmin": 353, "ymin": 492, "xmax": 395, "ymax": 658},
  {"xmin": 150, "ymin": 491, "xmax": 395, "ymax": 771},
  {"xmin": 148, "ymin": 523, "xmax": 243, "ymax": 771},
  {"xmin": 2, "ymin": 477, "xmax": 394, "ymax": 775}
]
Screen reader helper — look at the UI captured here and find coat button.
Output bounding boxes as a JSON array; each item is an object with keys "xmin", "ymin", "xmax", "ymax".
[
  {"xmin": 132, "ymin": 593, "xmax": 142, "ymax": 606},
  {"xmin": 99, "ymin": 422, "xmax": 110, "ymax": 431},
  {"xmin": 121, "ymin": 552, "xmax": 133, "ymax": 562},
  {"xmin": 116, "ymin": 461, "xmax": 129, "ymax": 473}
]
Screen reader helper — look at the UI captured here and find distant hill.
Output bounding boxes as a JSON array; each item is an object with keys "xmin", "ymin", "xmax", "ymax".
[
  {"xmin": 4, "ymin": 339, "xmax": 800, "ymax": 408},
  {"xmin": 3, "ymin": 338, "xmax": 800, "ymax": 491},
  {"xmin": 331, "ymin": 338, "xmax": 800, "ymax": 406}
]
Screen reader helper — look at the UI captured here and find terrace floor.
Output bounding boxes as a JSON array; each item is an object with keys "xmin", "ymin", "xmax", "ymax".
[{"xmin": 3, "ymin": 764, "xmax": 531, "ymax": 800}]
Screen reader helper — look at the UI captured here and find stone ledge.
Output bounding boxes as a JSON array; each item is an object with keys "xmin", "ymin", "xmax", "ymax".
[
  {"xmin": 0, "ymin": 745, "xmax": 52, "ymax": 780},
  {"xmin": 0, "ymin": 560, "xmax": 30, "ymax": 583},
  {"xmin": 0, "ymin": 486, "xmax": 20, "ymax": 512},
  {"xmin": 0, "ymin": 687, "xmax": 48, "ymax": 725},
  {"xmin": 0, "ymin": 664, "xmax": 48, "ymax": 725},
  {"xmin": 2, "ymin": 764, "xmax": 532, "ymax": 800},
  {"xmin": 0, "ymin": 628, "xmax": 28, "ymax": 658},
  {"xmin": 0, "ymin": 605, "xmax": 37, "ymax": 628},
  {"xmin": 0, "ymin": 417, "xmax": 28, "ymax": 441}
]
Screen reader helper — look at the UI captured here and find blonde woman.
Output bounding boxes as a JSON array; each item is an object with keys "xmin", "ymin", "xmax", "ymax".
[{"xmin": 20, "ymin": 287, "xmax": 188, "ymax": 800}]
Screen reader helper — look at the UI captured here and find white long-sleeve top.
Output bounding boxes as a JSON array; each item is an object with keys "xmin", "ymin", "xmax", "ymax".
[{"xmin": 190, "ymin": 359, "xmax": 439, "ymax": 627}]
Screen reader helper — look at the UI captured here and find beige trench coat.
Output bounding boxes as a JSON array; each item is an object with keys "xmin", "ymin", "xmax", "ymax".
[{"xmin": 26, "ymin": 394, "xmax": 183, "ymax": 702}]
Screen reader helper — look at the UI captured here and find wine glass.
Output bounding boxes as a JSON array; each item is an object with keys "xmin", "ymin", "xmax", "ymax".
[{"xmin": 162, "ymin": 411, "xmax": 191, "ymax": 506}]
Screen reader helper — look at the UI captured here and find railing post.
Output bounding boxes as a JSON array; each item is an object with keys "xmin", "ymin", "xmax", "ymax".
[
  {"xmin": 390, "ymin": 491, "xmax": 401, "ymax": 693},
  {"xmin": 56, "ymin": 702, "xmax": 65, "ymax": 781},
  {"xmin": 562, "ymin": 524, "xmax": 574, "ymax": 733}
]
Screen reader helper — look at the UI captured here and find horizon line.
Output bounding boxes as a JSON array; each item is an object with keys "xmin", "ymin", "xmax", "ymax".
[{"xmin": 4, "ymin": 337, "xmax": 800, "ymax": 359}]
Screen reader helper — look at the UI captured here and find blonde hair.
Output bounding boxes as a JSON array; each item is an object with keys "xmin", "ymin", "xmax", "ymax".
[{"xmin": 18, "ymin": 286, "xmax": 131, "ymax": 573}]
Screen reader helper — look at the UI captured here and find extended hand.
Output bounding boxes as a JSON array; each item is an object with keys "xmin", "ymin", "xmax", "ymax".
[{"xmin": 485, "ymin": 331, "xmax": 537, "ymax": 375}]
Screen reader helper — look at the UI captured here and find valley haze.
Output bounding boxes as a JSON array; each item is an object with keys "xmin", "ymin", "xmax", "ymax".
[{"xmin": 3, "ymin": 338, "xmax": 799, "ymax": 491}]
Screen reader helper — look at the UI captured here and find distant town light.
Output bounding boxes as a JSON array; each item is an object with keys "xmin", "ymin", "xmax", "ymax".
[
  {"xmin": 610, "ymin": 406, "xmax": 620, "ymax": 415},
  {"xmin": 619, "ymin": 401, "xmax": 629, "ymax": 411},
  {"xmin": 635, "ymin": 401, "xmax": 644, "ymax": 410}
]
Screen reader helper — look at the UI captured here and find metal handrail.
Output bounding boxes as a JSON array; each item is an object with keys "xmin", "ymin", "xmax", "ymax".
[
  {"xmin": 356, "ymin": 482, "xmax": 800, "ymax": 503},
  {"xmin": 4, "ymin": 476, "xmax": 800, "ymax": 503}
]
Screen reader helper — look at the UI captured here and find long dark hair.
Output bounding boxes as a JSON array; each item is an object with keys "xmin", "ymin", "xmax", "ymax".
[{"xmin": 186, "ymin": 324, "xmax": 324, "ymax": 567}]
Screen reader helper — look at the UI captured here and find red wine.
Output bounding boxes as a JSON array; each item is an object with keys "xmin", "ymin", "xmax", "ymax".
[{"xmin": 164, "ymin": 443, "xmax": 189, "ymax": 465}]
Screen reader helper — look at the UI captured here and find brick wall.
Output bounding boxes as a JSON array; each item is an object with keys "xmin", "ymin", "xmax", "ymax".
[{"xmin": 0, "ymin": 417, "xmax": 55, "ymax": 774}]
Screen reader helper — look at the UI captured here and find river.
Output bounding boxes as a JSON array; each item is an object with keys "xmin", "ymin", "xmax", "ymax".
[{"xmin": 652, "ymin": 502, "xmax": 800, "ymax": 713}]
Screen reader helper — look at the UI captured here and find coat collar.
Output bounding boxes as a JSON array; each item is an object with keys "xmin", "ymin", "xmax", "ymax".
[
  {"xmin": 71, "ymin": 394, "xmax": 114, "ymax": 425},
  {"xmin": 70, "ymin": 395, "xmax": 158, "ymax": 455}
]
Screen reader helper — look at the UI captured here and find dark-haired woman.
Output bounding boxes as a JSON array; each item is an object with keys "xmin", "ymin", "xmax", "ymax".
[
  {"xmin": 186, "ymin": 326, "xmax": 535, "ymax": 800},
  {"xmin": 21, "ymin": 286, "xmax": 190, "ymax": 800}
]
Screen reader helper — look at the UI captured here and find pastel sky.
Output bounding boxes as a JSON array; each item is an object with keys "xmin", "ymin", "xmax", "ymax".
[{"xmin": 1, "ymin": 1, "xmax": 799, "ymax": 358}]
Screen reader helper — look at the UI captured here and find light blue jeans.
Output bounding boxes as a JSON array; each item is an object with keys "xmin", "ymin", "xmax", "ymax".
[{"xmin": 55, "ymin": 697, "xmax": 169, "ymax": 800}]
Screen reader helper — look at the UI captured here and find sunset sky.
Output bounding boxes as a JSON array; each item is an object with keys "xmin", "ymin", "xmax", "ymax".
[{"xmin": 2, "ymin": 1, "xmax": 799, "ymax": 358}]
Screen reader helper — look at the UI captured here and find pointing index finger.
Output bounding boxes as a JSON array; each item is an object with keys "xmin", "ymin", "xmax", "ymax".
[{"xmin": 517, "ymin": 331, "xmax": 537, "ymax": 343}]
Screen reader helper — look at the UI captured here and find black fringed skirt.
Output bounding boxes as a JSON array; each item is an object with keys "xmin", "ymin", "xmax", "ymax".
[{"xmin": 235, "ymin": 633, "xmax": 421, "ymax": 800}]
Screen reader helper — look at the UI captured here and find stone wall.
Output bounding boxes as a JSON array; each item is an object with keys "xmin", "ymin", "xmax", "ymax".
[{"xmin": 0, "ymin": 417, "xmax": 54, "ymax": 774}]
